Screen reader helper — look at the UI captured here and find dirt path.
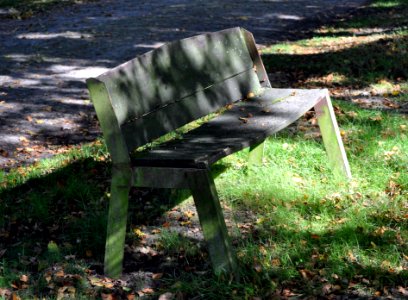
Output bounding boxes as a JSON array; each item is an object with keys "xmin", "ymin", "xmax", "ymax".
[{"xmin": 0, "ymin": 0, "xmax": 368, "ymax": 169}]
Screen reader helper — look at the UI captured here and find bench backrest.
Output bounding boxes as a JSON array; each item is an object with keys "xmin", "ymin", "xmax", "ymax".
[{"xmin": 87, "ymin": 27, "xmax": 270, "ymax": 164}]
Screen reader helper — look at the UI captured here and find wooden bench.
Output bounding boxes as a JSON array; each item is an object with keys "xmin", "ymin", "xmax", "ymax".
[{"xmin": 86, "ymin": 27, "xmax": 351, "ymax": 279}]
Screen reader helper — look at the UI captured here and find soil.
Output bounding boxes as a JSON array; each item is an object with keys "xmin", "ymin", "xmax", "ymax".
[{"xmin": 0, "ymin": 0, "xmax": 369, "ymax": 169}]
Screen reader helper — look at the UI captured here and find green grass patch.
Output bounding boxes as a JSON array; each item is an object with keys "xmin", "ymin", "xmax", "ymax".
[
  {"xmin": 370, "ymin": 0, "xmax": 406, "ymax": 9},
  {"xmin": 262, "ymin": 31, "xmax": 408, "ymax": 87}
]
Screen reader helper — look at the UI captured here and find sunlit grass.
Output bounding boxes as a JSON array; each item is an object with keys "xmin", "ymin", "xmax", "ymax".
[
  {"xmin": 211, "ymin": 100, "xmax": 408, "ymax": 295},
  {"xmin": 370, "ymin": 0, "xmax": 405, "ymax": 8}
]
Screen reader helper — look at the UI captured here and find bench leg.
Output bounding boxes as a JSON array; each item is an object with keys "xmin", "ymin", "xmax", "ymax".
[
  {"xmin": 104, "ymin": 165, "xmax": 132, "ymax": 278},
  {"xmin": 315, "ymin": 92, "xmax": 352, "ymax": 179},
  {"xmin": 186, "ymin": 170, "xmax": 237, "ymax": 275},
  {"xmin": 248, "ymin": 140, "xmax": 265, "ymax": 166}
]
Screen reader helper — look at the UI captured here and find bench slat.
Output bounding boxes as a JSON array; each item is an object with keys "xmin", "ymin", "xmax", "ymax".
[
  {"xmin": 121, "ymin": 69, "xmax": 261, "ymax": 150},
  {"xmin": 96, "ymin": 27, "xmax": 254, "ymax": 127},
  {"xmin": 132, "ymin": 88, "xmax": 326, "ymax": 168}
]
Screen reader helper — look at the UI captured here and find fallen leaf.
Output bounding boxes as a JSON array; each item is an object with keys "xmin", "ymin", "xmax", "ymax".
[
  {"xmin": 239, "ymin": 117, "xmax": 248, "ymax": 123},
  {"xmin": 127, "ymin": 294, "xmax": 136, "ymax": 300},
  {"xmin": 141, "ymin": 288, "xmax": 154, "ymax": 294},
  {"xmin": 325, "ymin": 73, "xmax": 334, "ymax": 83},
  {"xmin": 103, "ymin": 281, "xmax": 114, "ymax": 289},
  {"xmin": 133, "ymin": 228, "xmax": 146, "ymax": 238},
  {"xmin": 369, "ymin": 115, "xmax": 383, "ymax": 122},
  {"xmin": 322, "ymin": 283, "xmax": 333, "ymax": 295},
  {"xmin": 346, "ymin": 111, "xmax": 358, "ymax": 118},
  {"xmin": 254, "ymin": 262, "xmax": 262, "ymax": 273},
  {"xmin": 152, "ymin": 273, "xmax": 163, "ymax": 280},
  {"xmin": 158, "ymin": 292, "xmax": 175, "ymax": 300},
  {"xmin": 310, "ymin": 234, "xmax": 320, "ymax": 240},
  {"xmin": 0, "ymin": 288, "xmax": 11, "ymax": 299},
  {"xmin": 397, "ymin": 286, "xmax": 408, "ymax": 296},
  {"xmin": 184, "ymin": 211, "xmax": 194, "ymax": 219},
  {"xmin": 383, "ymin": 99, "xmax": 400, "ymax": 109},
  {"xmin": 162, "ymin": 222, "xmax": 171, "ymax": 228},
  {"xmin": 299, "ymin": 269, "xmax": 315, "ymax": 280},
  {"xmin": 12, "ymin": 293, "xmax": 21, "ymax": 300},
  {"xmin": 101, "ymin": 293, "xmax": 114, "ymax": 300},
  {"xmin": 246, "ymin": 92, "xmax": 255, "ymax": 99},
  {"xmin": 0, "ymin": 149, "xmax": 9, "ymax": 157},
  {"xmin": 89, "ymin": 276, "xmax": 104, "ymax": 287},
  {"xmin": 347, "ymin": 251, "xmax": 357, "ymax": 262},
  {"xmin": 271, "ymin": 258, "xmax": 281, "ymax": 266},
  {"xmin": 19, "ymin": 136, "xmax": 29, "ymax": 143},
  {"xmin": 55, "ymin": 269, "xmax": 65, "ymax": 278}
]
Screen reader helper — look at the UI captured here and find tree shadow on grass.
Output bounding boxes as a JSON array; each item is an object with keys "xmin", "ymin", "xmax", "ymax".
[
  {"xmin": 262, "ymin": 35, "xmax": 408, "ymax": 90},
  {"xmin": 0, "ymin": 158, "xmax": 110, "ymax": 268},
  {"xmin": 0, "ymin": 157, "xmax": 227, "ymax": 275}
]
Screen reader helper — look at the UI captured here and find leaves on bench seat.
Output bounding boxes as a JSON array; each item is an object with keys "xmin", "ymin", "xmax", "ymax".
[{"xmin": 132, "ymin": 88, "xmax": 326, "ymax": 168}]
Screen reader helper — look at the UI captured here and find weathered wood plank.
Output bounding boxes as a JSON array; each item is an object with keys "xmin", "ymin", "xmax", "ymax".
[
  {"xmin": 133, "ymin": 166, "xmax": 190, "ymax": 188},
  {"xmin": 94, "ymin": 27, "xmax": 254, "ymax": 127},
  {"xmin": 122, "ymin": 69, "xmax": 261, "ymax": 150},
  {"xmin": 242, "ymin": 29, "xmax": 271, "ymax": 89},
  {"xmin": 104, "ymin": 164, "xmax": 132, "ymax": 278},
  {"xmin": 315, "ymin": 93, "xmax": 352, "ymax": 179},
  {"xmin": 248, "ymin": 140, "xmax": 265, "ymax": 165},
  {"xmin": 186, "ymin": 170, "xmax": 237, "ymax": 275},
  {"xmin": 132, "ymin": 88, "xmax": 325, "ymax": 168},
  {"xmin": 86, "ymin": 78, "xmax": 130, "ymax": 164}
]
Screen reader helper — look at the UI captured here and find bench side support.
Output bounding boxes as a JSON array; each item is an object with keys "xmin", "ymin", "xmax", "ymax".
[
  {"xmin": 242, "ymin": 29, "xmax": 271, "ymax": 166},
  {"xmin": 186, "ymin": 170, "xmax": 237, "ymax": 275},
  {"xmin": 87, "ymin": 78, "xmax": 133, "ymax": 278},
  {"xmin": 86, "ymin": 78, "xmax": 130, "ymax": 164},
  {"xmin": 315, "ymin": 91, "xmax": 352, "ymax": 179},
  {"xmin": 104, "ymin": 164, "xmax": 132, "ymax": 278},
  {"xmin": 248, "ymin": 140, "xmax": 265, "ymax": 165}
]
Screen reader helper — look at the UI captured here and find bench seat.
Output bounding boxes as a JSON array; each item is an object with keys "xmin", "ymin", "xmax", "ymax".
[{"xmin": 132, "ymin": 88, "xmax": 325, "ymax": 169}]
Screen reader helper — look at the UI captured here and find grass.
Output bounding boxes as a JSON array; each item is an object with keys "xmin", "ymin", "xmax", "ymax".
[
  {"xmin": 261, "ymin": 0, "xmax": 408, "ymax": 89},
  {"xmin": 1, "ymin": 0, "xmax": 408, "ymax": 298}
]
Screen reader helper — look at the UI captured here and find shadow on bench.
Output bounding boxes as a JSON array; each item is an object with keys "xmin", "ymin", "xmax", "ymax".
[{"xmin": 86, "ymin": 27, "xmax": 351, "ymax": 279}]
